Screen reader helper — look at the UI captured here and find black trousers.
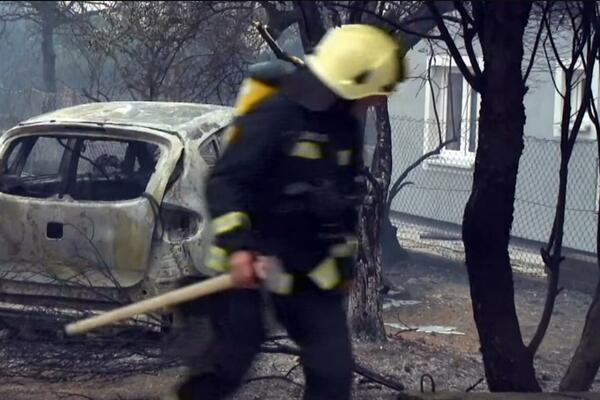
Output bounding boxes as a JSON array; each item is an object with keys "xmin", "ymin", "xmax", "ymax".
[{"xmin": 173, "ymin": 286, "xmax": 353, "ymax": 400}]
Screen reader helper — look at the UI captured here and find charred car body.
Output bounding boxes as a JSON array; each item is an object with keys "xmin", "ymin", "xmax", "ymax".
[{"xmin": 0, "ymin": 102, "xmax": 232, "ymax": 312}]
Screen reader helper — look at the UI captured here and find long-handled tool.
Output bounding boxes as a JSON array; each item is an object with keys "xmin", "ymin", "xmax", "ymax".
[{"xmin": 64, "ymin": 274, "xmax": 234, "ymax": 336}]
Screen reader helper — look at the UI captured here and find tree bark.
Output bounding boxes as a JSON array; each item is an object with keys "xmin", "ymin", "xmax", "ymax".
[
  {"xmin": 351, "ymin": 204, "xmax": 386, "ymax": 341},
  {"xmin": 38, "ymin": 2, "xmax": 58, "ymax": 112},
  {"xmin": 381, "ymin": 212, "xmax": 408, "ymax": 268},
  {"xmin": 350, "ymin": 101, "xmax": 392, "ymax": 341},
  {"xmin": 292, "ymin": 1, "xmax": 326, "ymax": 52},
  {"xmin": 462, "ymin": 2, "xmax": 540, "ymax": 392},
  {"xmin": 277, "ymin": 0, "xmax": 455, "ymax": 342},
  {"xmin": 347, "ymin": 1, "xmax": 457, "ymax": 341},
  {"xmin": 259, "ymin": 2, "xmax": 298, "ymax": 40},
  {"xmin": 560, "ymin": 280, "xmax": 600, "ymax": 391}
]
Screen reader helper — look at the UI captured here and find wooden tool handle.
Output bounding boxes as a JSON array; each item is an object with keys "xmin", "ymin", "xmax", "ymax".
[{"xmin": 65, "ymin": 274, "xmax": 234, "ymax": 336}]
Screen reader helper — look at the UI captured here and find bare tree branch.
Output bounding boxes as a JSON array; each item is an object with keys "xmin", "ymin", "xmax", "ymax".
[
  {"xmin": 524, "ymin": 1, "xmax": 551, "ymax": 82},
  {"xmin": 292, "ymin": 1, "xmax": 326, "ymax": 52},
  {"xmin": 253, "ymin": 22, "xmax": 304, "ymax": 66},
  {"xmin": 260, "ymin": 341, "xmax": 404, "ymax": 392},
  {"xmin": 528, "ymin": 1, "xmax": 600, "ymax": 356},
  {"xmin": 453, "ymin": 1, "xmax": 482, "ymax": 79},
  {"xmin": 544, "ymin": 11, "xmax": 568, "ymax": 71},
  {"xmin": 258, "ymin": 1, "xmax": 298, "ymax": 40},
  {"xmin": 542, "ymin": 34, "xmax": 564, "ymax": 100},
  {"xmin": 347, "ymin": 1, "xmax": 377, "ymax": 24},
  {"xmin": 427, "ymin": 41, "xmax": 444, "ymax": 144},
  {"xmin": 387, "ymin": 138, "xmax": 456, "ymax": 206},
  {"xmin": 452, "ymin": 1, "xmax": 474, "ymax": 26},
  {"xmin": 425, "ymin": 0, "xmax": 481, "ymax": 91},
  {"xmin": 330, "ymin": 2, "xmax": 444, "ymax": 43}
]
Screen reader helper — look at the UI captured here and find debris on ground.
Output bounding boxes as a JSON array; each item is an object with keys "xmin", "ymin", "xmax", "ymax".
[
  {"xmin": 385, "ymin": 323, "xmax": 465, "ymax": 335},
  {"xmin": 0, "ymin": 251, "xmax": 598, "ymax": 398},
  {"xmin": 383, "ymin": 299, "xmax": 422, "ymax": 309}
]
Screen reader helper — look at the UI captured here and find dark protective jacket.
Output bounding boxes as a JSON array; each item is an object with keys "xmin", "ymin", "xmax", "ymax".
[{"xmin": 204, "ymin": 76, "xmax": 364, "ymax": 292}]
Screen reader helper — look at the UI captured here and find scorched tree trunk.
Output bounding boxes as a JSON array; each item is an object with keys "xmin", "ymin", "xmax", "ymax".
[
  {"xmin": 461, "ymin": 1, "xmax": 540, "ymax": 392},
  {"xmin": 350, "ymin": 101, "xmax": 392, "ymax": 341}
]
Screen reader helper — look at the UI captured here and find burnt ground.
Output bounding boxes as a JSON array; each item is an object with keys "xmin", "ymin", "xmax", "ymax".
[{"xmin": 0, "ymin": 251, "xmax": 598, "ymax": 399}]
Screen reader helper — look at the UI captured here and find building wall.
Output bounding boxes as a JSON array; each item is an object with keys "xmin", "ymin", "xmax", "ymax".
[{"xmin": 387, "ymin": 43, "xmax": 598, "ymax": 253}]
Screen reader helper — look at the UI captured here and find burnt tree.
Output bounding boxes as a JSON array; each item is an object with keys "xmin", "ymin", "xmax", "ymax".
[
  {"xmin": 560, "ymin": 5, "xmax": 600, "ymax": 389},
  {"xmin": 336, "ymin": 1, "xmax": 457, "ymax": 273},
  {"xmin": 561, "ymin": 268, "xmax": 600, "ymax": 390},
  {"xmin": 0, "ymin": 1, "xmax": 60, "ymax": 111},
  {"xmin": 0, "ymin": 1, "xmax": 94, "ymax": 111},
  {"xmin": 560, "ymin": 106, "xmax": 600, "ymax": 389},
  {"xmin": 351, "ymin": 101, "xmax": 391, "ymax": 341},
  {"xmin": 77, "ymin": 1, "xmax": 261, "ymax": 103},
  {"xmin": 328, "ymin": 0, "xmax": 454, "ymax": 340},
  {"xmin": 35, "ymin": 2, "xmax": 58, "ymax": 111},
  {"xmin": 529, "ymin": 1, "xmax": 599, "ymax": 358},
  {"xmin": 457, "ymin": 2, "xmax": 540, "ymax": 391}
]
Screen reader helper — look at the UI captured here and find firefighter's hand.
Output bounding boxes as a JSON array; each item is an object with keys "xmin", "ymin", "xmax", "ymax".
[{"xmin": 230, "ymin": 251, "xmax": 261, "ymax": 288}]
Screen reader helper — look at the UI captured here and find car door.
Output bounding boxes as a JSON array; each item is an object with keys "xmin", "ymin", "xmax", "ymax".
[{"xmin": 0, "ymin": 125, "xmax": 183, "ymax": 289}]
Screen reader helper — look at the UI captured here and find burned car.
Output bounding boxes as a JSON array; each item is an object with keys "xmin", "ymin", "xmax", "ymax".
[{"xmin": 0, "ymin": 102, "xmax": 233, "ymax": 312}]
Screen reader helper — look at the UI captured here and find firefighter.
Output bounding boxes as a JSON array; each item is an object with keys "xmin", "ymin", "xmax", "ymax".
[{"xmin": 173, "ymin": 24, "xmax": 406, "ymax": 400}]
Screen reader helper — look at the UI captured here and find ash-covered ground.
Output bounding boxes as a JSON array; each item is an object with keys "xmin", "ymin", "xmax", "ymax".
[{"xmin": 0, "ymin": 251, "xmax": 597, "ymax": 399}]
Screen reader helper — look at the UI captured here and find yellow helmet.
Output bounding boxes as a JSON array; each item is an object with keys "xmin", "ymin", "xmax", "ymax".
[{"xmin": 305, "ymin": 24, "xmax": 407, "ymax": 100}]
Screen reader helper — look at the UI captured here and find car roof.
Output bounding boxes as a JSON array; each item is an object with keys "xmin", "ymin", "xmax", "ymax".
[{"xmin": 20, "ymin": 101, "xmax": 234, "ymax": 139}]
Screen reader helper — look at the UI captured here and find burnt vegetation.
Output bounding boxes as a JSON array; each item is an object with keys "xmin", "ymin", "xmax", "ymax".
[{"xmin": 0, "ymin": 1, "xmax": 600, "ymax": 397}]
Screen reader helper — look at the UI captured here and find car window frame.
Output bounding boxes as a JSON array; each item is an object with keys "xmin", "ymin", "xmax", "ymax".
[
  {"xmin": 0, "ymin": 134, "xmax": 164, "ymax": 201},
  {"xmin": 198, "ymin": 127, "xmax": 226, "ymax": 166},
  {"xmin": 5, "ymin": 136, "xmax": 75, "ymax": 195}
]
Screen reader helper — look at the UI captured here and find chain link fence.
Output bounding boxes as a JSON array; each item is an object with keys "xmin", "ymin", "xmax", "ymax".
[{"xmin": 385, "ymin": 116, "xmax": 598, "ymax": 276}]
